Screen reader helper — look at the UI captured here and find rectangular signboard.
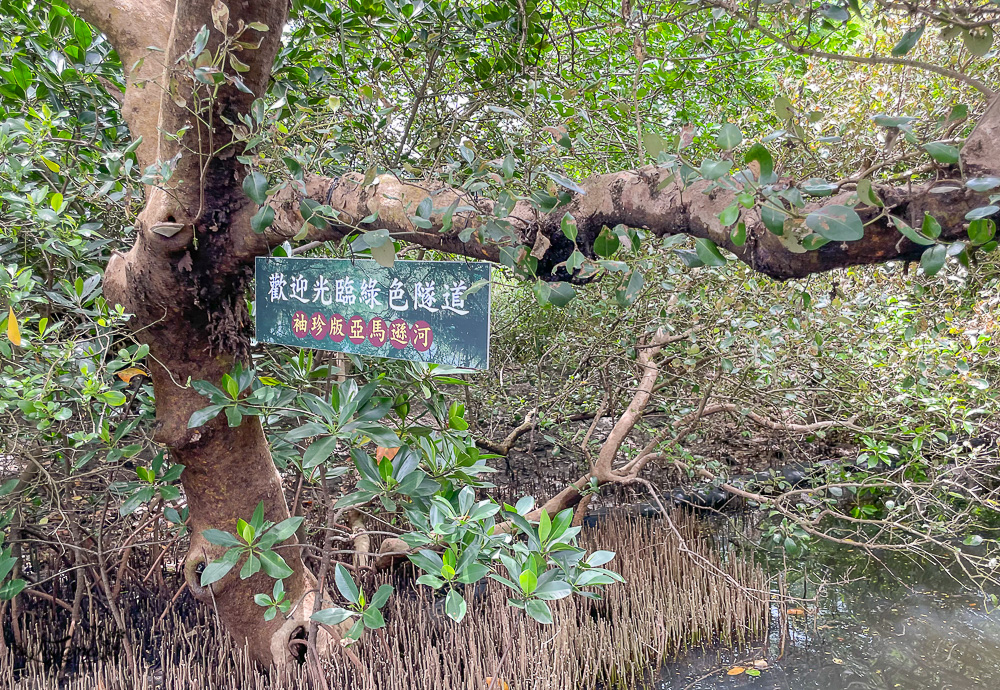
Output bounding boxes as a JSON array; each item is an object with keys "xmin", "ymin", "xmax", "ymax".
[{"xmin": 254, "ymin": 257, "xmax": 491, "ymax": 369}]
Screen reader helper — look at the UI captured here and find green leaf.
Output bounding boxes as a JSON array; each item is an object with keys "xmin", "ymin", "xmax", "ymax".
[
  {"xmin": 890, "ymin": 216, "xmax": 935, "ymax": 246},
  {"xmin": 700, "ymin": 159, "xmax": 732, "ymax": 180},
  {"xmin": 761, "ymin": 204, "xmax": 787, "ymax": 235},
  {"xmin": 202, "ymin": 529, "xmax": 242, "ymax": 547},
  {"xmin": 334, "ymin": 563, "xmax": 360, "ymax": 604},
  {"xmin": 923, "ymin": 142, "xmax": 960, "ymax": 164},
  {"xmin": 694, "ymin": 238, "xmax": 728, "ymax": 266},
  {"xmin": 547, "ymin": 282, "xmax": 576, "ymax": 307},
  {"xmin": 872, "ymin": 114, "xmax": 917, "ymax": 128},
  {"xmin": 800, "ymin": 179, "xmax": 839, "ymax": 197},
  {"xmin": 594, "ymin": 226, "xmax": 620, "ymax": 257},
  {"xmin": 302, "ymin": 435, "xmax": 339, "ymax": 469},
  {"xmin": 543, "ymin": 171, "xmax": 585, "ymax": 194},
  {"xmin": 718, "ymin": 203, "xmax": 740, "ymax": 228},
  {"xmin": 260, "ymin": 517, "xmax": 304, "ymax": 548},
  {"xmin": 617, "ymin": 269, "xmax": 644, "ymax": 306},
  {"xmin": 891, "ymin": 24, "xmax": 925, "ymax": 56},
  {"xmin": 519, "ymin": 569, "xmax": 538, "ymax": 594},
  {"xmin": 963, "ymin": 27, "xmax": 994, "ymax": 57},
  {"xmin": 856, "ymin": 179, "xmax": 883, "ymax": 207},
  {"xmin": 243, "ymin": 172, "xmax": 268, "ymax": 204},
  {"xmin": 920, "ymin": 243, "xmax": 947, "ymax": 276},
  {"xmin": 744, "ymin": 143, "xmax": 774, "ymax": 182},
  {"xmin": 560, "ymin": 213, "xmax": 578, "ymax": 242},
  {"xmin": 258, "ymin": 550, "xmax": 294, "ymax": 579},
  {"xmin": 311, "ymin": 607, "xmax": 355, "ymax": 625},
  {"xmin": 715, "ymin": 123, "xmax": 743, "ymax": 151},
  {"xmin": 966, "ymin": 177, "xmax": 1000, "ymax": 192},
  {"xmin": 240, "ymin": 552, "xmax": 261, "ymax": 579},
  {"xmin": 968, "ymin": 219, "xmax": 996, "ymax": 246},
  {"xmin": 200, "ymin": 548, "xmax": 241, "ymax": 586},
  {"xmin": 444, "ymin": 589, "xmax": 467, "ymax": 622},
  {"xmin": 966, "ymin": 206, "xmax": 999, "ymax": 221},
  {"xmin": 805, "ymin": 205, "xmax": 864, "ymax": 241},
  {"xmin": 525, "ymin": 600, "xmax": 553, "ymax": 624},
  {"xmin": 250, "ymin": 205, "xmax": 275, "ymax": 233},
  {"xmin": 922, "ymin": 213, "xmax": 942, "ymax": 239},
  {"xmin": 774, "ymin": 96, "xmax": 793, "ymax": 120},
  {"xmin": 0, "ymin": 579, "xmax": 26, "ymax": 600},
  {"xmin": 188, "ymin": 404, "xmax": 224, "ymax": 429},
  {"xmin": 534, "ymin": 580, "xmax": 572, "ymax": 600},
  {"xmin": 370, "ymin": 584, "xmax": 393, "ymax": 609},
  {"xmin": 538, "ymin": 510, "xmax": 552, "ymax": 542},
  {"xmin": 730, "ymin": 221, "xmax": 747, "ymax": 247},
  {"xmin": 362, "ymin": 606, "xmax": 385, "ymax": 629}
]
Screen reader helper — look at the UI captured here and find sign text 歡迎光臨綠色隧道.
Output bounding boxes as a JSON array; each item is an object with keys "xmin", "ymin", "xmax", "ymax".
[{"xmin": 254, "ymin": 258, "xmax": 491, "ymax": 370}]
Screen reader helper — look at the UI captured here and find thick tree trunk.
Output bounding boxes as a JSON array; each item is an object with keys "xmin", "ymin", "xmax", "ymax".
[{"xmin": 70, "ymin": 0, "xmax": 328, "ymax": 666}]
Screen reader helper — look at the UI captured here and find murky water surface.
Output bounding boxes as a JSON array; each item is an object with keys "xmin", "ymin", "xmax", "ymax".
[{"xmin": 656, "ymin": 542, "xmax": 1000, "ymax": 690}]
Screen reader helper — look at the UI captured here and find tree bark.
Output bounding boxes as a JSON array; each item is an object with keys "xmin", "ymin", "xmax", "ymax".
[
  {"xmin": 68, "ymin": 0, "xmax": 328, "ymax": 666},
  {"xmin": 256, "ymin": 97, "xmax": 1000, "ymax": 281}
]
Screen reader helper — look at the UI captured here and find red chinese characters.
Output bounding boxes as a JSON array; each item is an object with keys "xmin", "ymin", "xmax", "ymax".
[{"xmin": 292, "ymin": 311, "xmax": 308, "ymax": 338}]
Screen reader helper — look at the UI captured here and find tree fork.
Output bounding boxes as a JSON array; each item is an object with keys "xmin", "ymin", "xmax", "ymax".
[{"xmin": 68, "ymin": 0, "xmax": 331, "ymax": 666}]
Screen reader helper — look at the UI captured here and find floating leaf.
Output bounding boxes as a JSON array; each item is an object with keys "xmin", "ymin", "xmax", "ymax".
[
  {"xmin": 727, "ymin": 667, "xmax": 746, "ymax": 676},
  {"xmin": 805, "ymin": 205, "xmax": 864, "ymax": 241}
]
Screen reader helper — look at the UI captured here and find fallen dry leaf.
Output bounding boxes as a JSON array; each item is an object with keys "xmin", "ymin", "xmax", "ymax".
[
  {"xmin": 727, "ymin": 667, "xmax": 745, "ymax": 676},
  {"xmin": 753, "ymin": 659, "xmax": 769, "ymax": 670}
]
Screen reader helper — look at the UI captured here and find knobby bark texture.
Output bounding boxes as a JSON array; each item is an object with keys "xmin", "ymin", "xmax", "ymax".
[
  {"xmin": 255, "ymin": 97, "xmax": 1000, "ymax": 281},
  {"xmin": 69, "ymin": 0, "xmax": 327, "ymax": 666},
  {"xmin": 68, "ymin": 0, "xmax": 999, "ymax": 668}
]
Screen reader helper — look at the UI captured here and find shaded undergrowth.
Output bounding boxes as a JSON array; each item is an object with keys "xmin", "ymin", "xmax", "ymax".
[{"xmin": 3, "ymin": 512, "xmax": 768, "ymax": 689}]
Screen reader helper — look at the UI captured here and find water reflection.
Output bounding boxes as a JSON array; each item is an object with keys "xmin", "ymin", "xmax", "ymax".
[{"xmin": 656, "ymin": 540, "xmax": 1000, "ymax": 689}]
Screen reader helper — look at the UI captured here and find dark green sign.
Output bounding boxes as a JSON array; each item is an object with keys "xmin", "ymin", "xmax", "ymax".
[{"xmin": 254, "ymin": 258, "xmax": 492, "ymax": 369}]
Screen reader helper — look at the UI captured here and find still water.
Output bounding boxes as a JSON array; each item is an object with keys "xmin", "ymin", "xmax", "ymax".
[{"xmin": 656, "ymin": 542, "xmax": 1000, "ymax": 689}]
